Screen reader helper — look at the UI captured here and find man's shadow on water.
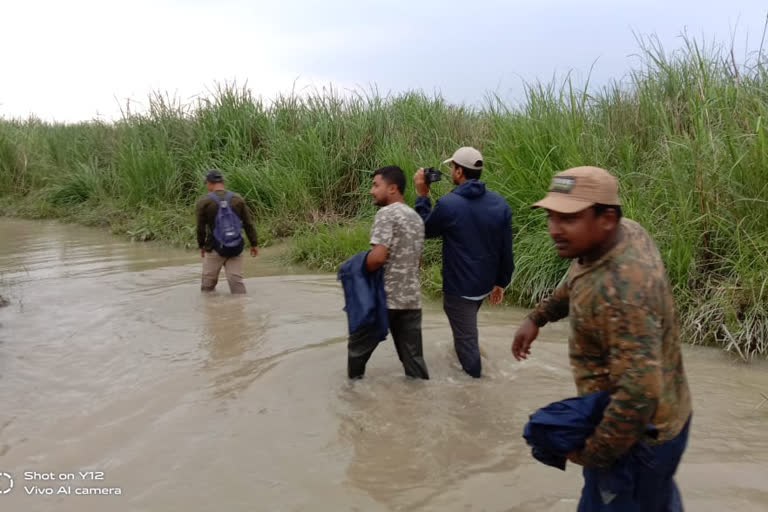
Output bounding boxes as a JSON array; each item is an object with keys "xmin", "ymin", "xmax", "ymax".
[
  {"xmin": 336, "ymin": 375, "xmax": 525, "ymax": 510},
  {"xmin": 200, "ymin": 295, "xmax": 271, "ymax": 406}
]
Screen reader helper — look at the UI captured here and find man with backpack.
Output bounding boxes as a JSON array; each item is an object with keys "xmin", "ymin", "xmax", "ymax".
[{"xmin": 196, "ymin": 169, "xmax": 259, "ymax": 294}]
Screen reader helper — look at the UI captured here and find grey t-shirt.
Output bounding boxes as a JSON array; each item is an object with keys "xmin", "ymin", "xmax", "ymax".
[{"xmin": 369, "ymin": 202, "xmax": 425, "ymax": 310}]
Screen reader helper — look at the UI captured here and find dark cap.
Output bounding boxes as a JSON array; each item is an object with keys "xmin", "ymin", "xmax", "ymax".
[{"xmin": 204, "ymin": 169, "xmax": 224, "ymax": 183}]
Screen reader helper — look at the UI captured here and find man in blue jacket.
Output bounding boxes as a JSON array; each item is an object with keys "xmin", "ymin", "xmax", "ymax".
[{"xmin": 413, "ymin": 147, "xmax": 514, "ymax": 378}]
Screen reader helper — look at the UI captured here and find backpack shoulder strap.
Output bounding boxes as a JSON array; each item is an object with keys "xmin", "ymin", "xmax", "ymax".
[{"xmin": 208, "ymin": 191, "xmax": 221, "ymax": 203}]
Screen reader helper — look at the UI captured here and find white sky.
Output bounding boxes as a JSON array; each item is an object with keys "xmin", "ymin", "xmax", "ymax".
[{"xmin": 1, "ymin": 0, "xmax": 766, "ymax": 122}]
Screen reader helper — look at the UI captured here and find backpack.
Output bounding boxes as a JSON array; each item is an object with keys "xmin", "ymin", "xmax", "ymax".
[{"xmin": 208, "ymin": 191, "xmax": 244, "ymax": 257}]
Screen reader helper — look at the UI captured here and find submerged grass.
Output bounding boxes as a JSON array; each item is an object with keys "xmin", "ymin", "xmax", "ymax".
[{"xmin": 1, "ymin": 35, "xmax": 767, "ymax": 357}]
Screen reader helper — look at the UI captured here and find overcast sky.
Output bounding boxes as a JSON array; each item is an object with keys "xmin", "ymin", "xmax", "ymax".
[{"xmin": 1, "ymin": 0, "xmax": 766, "ymax": 122}]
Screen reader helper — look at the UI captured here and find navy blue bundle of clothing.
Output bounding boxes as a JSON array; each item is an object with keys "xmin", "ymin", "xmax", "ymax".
[
  {"xmin": 523, "ymin": 391, "xmax": 689, "ymax": 511},
  {"xmin": 523, "ymin": 391, "xmax": 656, "ymax": 491},
  {"xmin": 337, "ymin": 251, "xmax": 388, "ymax": 341}
]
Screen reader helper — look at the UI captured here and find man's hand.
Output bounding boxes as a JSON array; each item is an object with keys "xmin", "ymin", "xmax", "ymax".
[
  {"xmin": 566, "ymin": 451, "xmax": 582, "ymax": 465},
  {"xmin": 512, "ymin": 317, "xmax": 539, "ymax": 361},
  {"xmin": 490, "ymin": 285, "xmax": 504, "ymax": 305},
  {"xmin": 200, "ymin": 248, "xmax": 206, "ymax": 258},
  {"xmin": 250, "ymin": 246, "xmax": 259, "ymax": 257},
  {"xmin": 413, "ymin": 168, "xmax": 430, "ymax": 197}
]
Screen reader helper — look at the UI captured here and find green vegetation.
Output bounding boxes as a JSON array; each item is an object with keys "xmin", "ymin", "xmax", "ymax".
[{"xmin": 1, "ymin": 36, "xmax": 767, "ymax": 357}]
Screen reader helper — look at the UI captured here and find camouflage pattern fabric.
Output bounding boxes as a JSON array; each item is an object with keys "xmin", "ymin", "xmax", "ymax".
[
  {"xmin": 370, "ymin": 202, "xmax": 425, "ymax": 310},
  {"xmin": 528, "ymin": 218, "xmax": 693, "ymax": 468}
]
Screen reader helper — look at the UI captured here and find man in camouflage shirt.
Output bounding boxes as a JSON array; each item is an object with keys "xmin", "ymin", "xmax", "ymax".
[
  {"xmin": 512, "ymin": 167, "xmax": 692, "ymax": 510},
  {"xmin": 348, "ymin": 165, "xmax": 429, "ymax": 379}
]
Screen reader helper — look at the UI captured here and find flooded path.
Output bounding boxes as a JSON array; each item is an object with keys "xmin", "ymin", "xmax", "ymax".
[{"xmin": 0, "ymin": 218, "xmax": 766, "ymax": 511}]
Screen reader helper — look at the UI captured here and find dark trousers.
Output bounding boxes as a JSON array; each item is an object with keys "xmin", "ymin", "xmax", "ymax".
[
  {"xmin": 443, "ymin": 294, "xmax": 484, "ymax": 378},
  {"xmin": 347, "ymin": 309, "xmax": 429, "ymax": 379},
  {"xmin": 578, "ymin": 416, "xmax": 692, "ymax": 511}
]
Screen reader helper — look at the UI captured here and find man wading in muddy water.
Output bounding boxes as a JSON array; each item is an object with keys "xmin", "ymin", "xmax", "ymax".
[
  {"xmin": 414, "ymin": 147, "xmax": 514, "ymax": 378},
  {"xmin": 346, "ymin": 165, "xmax": 429, "ymax": 379},
  {"xmin": 512, "ymin": 167, "xmax": 693, "ymax": 511},
  {"xmin": 196, "ymin": 169, "xmax": 259, "ymax": 294}
]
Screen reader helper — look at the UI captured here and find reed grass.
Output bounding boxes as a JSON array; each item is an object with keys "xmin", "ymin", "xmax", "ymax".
[{"xmin": 1, "ymin": 35, "xmax": 766, "ymax": 357}]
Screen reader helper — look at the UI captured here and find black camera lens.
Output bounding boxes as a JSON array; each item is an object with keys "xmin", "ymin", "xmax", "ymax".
[{"xmin": 424, "ymin": 167, "xmax": 443, "ymax": 184}]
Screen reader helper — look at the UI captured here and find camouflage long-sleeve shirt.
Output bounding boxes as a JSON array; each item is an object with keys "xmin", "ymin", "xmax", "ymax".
[{"xmin": 528, "ymin": 218, "xmax": 692, "ymax": 468}]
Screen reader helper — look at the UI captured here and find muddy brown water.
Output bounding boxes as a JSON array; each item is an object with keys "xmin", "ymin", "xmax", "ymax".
[{"xmin": 0, "ymin": 218, "xmax": 766, "ymax": 511}]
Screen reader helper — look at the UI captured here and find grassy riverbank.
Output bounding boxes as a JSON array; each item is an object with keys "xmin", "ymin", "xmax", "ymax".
[{"xmin": 1, "ymin": 36, "xmax": 766, "ymax": 357}]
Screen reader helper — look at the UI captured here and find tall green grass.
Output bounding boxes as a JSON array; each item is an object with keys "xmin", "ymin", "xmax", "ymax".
[{"xmin": 1, "ymin": 35, "xmax": 767, "ymax": 357}]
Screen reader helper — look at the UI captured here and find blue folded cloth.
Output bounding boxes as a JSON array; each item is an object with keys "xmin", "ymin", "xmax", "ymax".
[
  {"xmin": 337, "ymin": 250, "xmax": 388, "ymax": 341},
  {"xmin": 523, "ymin": 391, "xmax": 657, "ymax": 497}
]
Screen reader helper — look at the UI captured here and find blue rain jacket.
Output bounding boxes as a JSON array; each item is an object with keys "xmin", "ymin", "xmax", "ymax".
[{"xmin": 337, "ymin": 251, "xmax": 388, "ymax": 341}]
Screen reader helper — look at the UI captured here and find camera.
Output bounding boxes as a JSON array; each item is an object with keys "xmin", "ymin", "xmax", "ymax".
[{"xmin": 423, "ymin": 167, "xmax": 443, "ymax": 184}]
